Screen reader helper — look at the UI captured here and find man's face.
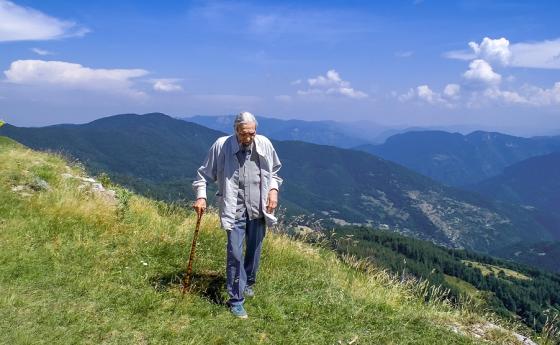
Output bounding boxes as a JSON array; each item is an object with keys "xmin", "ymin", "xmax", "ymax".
[{"xmin": 236, "ymin": 122, "xmax": 256, "ymax": 146}]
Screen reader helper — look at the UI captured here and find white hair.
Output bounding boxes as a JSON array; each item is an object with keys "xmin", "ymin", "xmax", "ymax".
[{"xmin": 233, "ymin": 111, "xmax": 258, "ymax": 131}]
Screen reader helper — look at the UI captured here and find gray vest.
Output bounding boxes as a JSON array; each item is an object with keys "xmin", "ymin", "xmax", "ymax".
[{"xmin": 235, "ymin": 142, "xmax": 263, "ymax": 220}]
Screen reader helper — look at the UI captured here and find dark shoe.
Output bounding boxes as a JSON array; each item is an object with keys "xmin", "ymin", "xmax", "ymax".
[
  {"xmin": 244, "ymin": 285, "xmax": 255, "ymax": 298},
  {"xmin": 230, "ymin": 304, "xmax": 248, "ymax": 319}
]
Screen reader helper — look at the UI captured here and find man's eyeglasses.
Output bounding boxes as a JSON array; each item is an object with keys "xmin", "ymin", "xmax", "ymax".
[{"xmin": 237, "ymin": 131, "xmax": 256, "ymax": 137}]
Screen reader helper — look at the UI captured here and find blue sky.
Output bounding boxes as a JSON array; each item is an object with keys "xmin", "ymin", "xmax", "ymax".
[{"xmin": 1, "ymin": 0, "xmax": 559, "ymax": 135}]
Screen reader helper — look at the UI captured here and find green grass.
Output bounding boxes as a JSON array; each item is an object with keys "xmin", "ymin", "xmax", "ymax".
[
  {"xmin": 0, "ymin": 137, "xmax": 532, "ymax": 344},
  {"xmin": 444, "ymin": 275, "xmax": 480, "ymax": 297},
  {"xmin": 462, "ymin": 260, "xmax": 531, "ymax": 281}
]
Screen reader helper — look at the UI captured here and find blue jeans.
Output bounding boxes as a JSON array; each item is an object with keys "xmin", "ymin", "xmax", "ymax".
[{"xmin": 226, "ymin": 210, "xmax": 266, "ymax": 306}]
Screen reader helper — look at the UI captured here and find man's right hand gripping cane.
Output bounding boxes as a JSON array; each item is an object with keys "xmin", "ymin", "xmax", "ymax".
[{"xmin": 193, "ymin": 198, "xmax": 206, "ymax": 218}]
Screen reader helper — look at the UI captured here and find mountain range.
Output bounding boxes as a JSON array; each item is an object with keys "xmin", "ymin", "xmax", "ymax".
[
  {"xmin": 2, "ymin": 113, "xmax": 559, "ymax": 256},
  {"xmin": 186, "ymin": 118, "xmax": 560, "ymax": 205},
  {"xmin": 469, "ymin": 151, "xmax": 560, "ymax": 214},
  {"xmin": 182, "ymin": 115, "xmax": 387, "ymax": 147},
  {"xmin": 356, "ymin": 130, "xmax": 560, "ymax": 187}
]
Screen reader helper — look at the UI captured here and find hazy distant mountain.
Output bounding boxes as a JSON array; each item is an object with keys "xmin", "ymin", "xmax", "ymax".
[
  {"xmin": 182, "ymin": 115, "xmax": 390, "ymax": 147},
  {"xmin": 356, "ymin": 130, "xmax": 560, "ymax": 187},
  {"xmin": 469, "ymin": 152, "xmax": 560, "ymax": 214},
  {"xmin": 2, "ymin": 113, "xmax": 559, "ymax": 253}
]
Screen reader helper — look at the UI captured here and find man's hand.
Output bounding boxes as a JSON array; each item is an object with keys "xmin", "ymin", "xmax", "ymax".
[
  {"xmin": 193, "ymin": 198, "xmax": 207, "ymax": 217},
  {"xmin": 266, "ymin": 189, "xmax": 278, "ymax": 213}
]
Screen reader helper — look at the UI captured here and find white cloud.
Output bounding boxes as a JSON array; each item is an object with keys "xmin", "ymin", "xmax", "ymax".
[
  {"xmin": 443, "ymin": 83, "xmax": 461, "ymax": 99},
  {"xmin": 152, "ymin": 79, "xmax": 183, "ymax": 92},
  {"xmin": 437, "ymin": 36, "xmax": 560, "ymax": 108},
  {"xmin": 407, "ymin": 36, "xmax": 560, "ymax": 109},
  {"xmin": 467, "ymin": 82, "xmax": 560, "ymax": 108},
  {"xmin": 0, "ymin": 0, "xmax": 88, "ymax": 42},
  {"xmin": 308, "ymin": 69, "xmax": 345, "ymax": 87},
  {"xmin": 417, "ymin": 85, "xmax": 440, "ymax": 104},
  {"xmin": 463, "ymin": 59, "xmax": 502, "ymax": 85},
  {"xmin": 519, "ymin": 82, "xmax": 560, "ymax": 106},
  {"xmin": 483, "ymin": 88, "xmax": 528, "ymax": 105},
  {"xmin": 290, "ymin": 79, "xmax": 302, "ymax": 85},
  {"xmin": 468, "ymin": 37, "xmax": 512, "ymax": 65},
  {"xmin": 510, "ymin": 39, "xmax": 560, "ymax": 69},
  {"xmin": 31, "ymin": 48, "xmax": 53, "ymax": 56},
  {"xmin": 445, "ymin": 37, "xmax": 560, "ymax": 69},
  {"xmin": 442, "ymin": 50, "xmax": 476, "ymax": 60},
  {"xmin": 398, "ymin": 85, "xmax": 451, "ymax": 106},
  {"xmin": 298, "ymin": 69, "xmax": 368, "ymax": 99},
  {"xmin": 4, "ymin": 60, "xmax": 148, "ymax": 97},
  {"xmin": 398, "ymin": 88, "xmax": 415, "ymax": 102}
]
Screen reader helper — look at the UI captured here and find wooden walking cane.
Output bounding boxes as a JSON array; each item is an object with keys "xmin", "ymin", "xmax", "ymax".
[{"xmin": 182, "ymin": 210, "xmax": 204, "ymax": 294}]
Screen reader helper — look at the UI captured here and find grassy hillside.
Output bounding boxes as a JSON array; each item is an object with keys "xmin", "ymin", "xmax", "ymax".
[
  {"xmin": 0, "ymin": 136, "xmax": 544, "ymax": 344},
  {"xmin": 327, "ymin": 225, "xmax": 560, "ymax": 333},
  {"xmin": 0, "ymin": 114, "xmax": 224, "ymax": 202}
]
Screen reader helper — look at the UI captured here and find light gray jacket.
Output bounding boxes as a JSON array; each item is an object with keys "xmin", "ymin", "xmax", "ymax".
[{"xmin": 193, "ymin": 134, "xmax": 283, "ymax": 230}]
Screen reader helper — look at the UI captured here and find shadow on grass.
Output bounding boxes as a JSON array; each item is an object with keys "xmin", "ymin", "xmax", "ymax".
[{"xmin": 151, "ymin": 270, "xmax": 227, "ymax": 305}]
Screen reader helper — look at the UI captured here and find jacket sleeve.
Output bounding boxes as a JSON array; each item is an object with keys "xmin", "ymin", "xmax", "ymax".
[
  {"xmin": 269, "ymin": 144, "xmax": 283, "ymax": 191},
  {"xmin": 192, "ymin": 140, "xmax": 219, "ymax": 200}
]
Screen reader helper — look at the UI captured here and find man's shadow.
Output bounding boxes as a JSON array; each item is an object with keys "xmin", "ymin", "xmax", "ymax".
[{"xmin": 151, "ymin": 270, "xmax": 227, "ymax": 305}]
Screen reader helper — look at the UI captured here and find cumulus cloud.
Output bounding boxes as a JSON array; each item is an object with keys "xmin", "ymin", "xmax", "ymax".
[
  {"xmin": 0, "ymin": 0, "xmax": 88, "ymax": 42},
  {"xmin": 408, "ymin": 36, "xmax": 560, "ymax": 109},
  {"xmin": 445, "ymin": 37, "xmax": 560, "ymax": 69},
  {"xmin": 482, "ymin": 88, "xmax": 527, "ymax": 105},
  {"xmin": 468, "ymin": 37, "xmax": 512, "ymax": 65},
  {"xmin": 445, "ymin": 37, "xmax": 511, "ymax": 64},
  {"xmin": 416, "ymin": 85, "xmax": 441, "ymax": 104},
  {"xmin": 298, "ymin": 69, "xmax": 368, "ymax": 99},
  {"xmin": 152, "ymin": 79, "xmax": 183, "ymax": 92},
  {"xmin": 404, "ymin": 81, "xmax": 560, "ymax": 108},
  {"xmin": 4, "ymin": 60, "xmax": 148, "ymax": 97},
  {"xmin": 398, "ymin": 82, "xmax": 463, "ymax": 107},
  {"xmin": 463, "ymin": 59, "xmax": 502, "ymax": 85},
  {"xmin": 534, "ymin": 82, "xmax": 560, "ymax": 104},
  {"xmin": 443, "ymin": 83, "xmax": 461, "ymax": 99},
  {"xmin": 31, "ymin": 48, "xmax": 54, "ymax": 56},
  {"xmin": 517, "ymin": 82, "xmax": 560, "ymax": 106},
  {"xmin": 399, "ymin": 84, "xmax": 456, "ymax": 106},
  {"xmin": 466, "ymin": 82, "xmax": 560, "ymax": 108}
]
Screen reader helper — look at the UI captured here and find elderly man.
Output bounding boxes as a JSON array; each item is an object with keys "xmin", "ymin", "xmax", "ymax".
[{"xmin": 192, "ymin": 111, "xmax": 282, "ymax": 318}]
